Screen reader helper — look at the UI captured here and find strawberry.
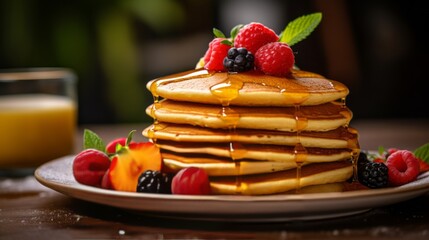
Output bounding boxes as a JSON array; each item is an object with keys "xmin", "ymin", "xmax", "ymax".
[
  {"xmin": 105, "ymin": 138, "xmax": 127, "ymax": 154},
  {"xmin": 388, "ymin": 148, "xmax": 399, "ymax": 155},
  {"xmin": 373, "ymin": 157, "xmax": 386, "ymax": 163},
  {"xmin": 386, "ymin": 150, "xmax": 420, "ymax": 186},
  {"xmin": 203, "ymin": 38, "xmax": 231, "ymax": 71},
  {"xmin": 234, "ymin": 22, "xmax": 279, "ymax": 55},
  {"xmin": 108, "ymin": 142, "xmax": 162, "ymax": 192},
  {"xmin": 255, "ymin": 42, "xmax": 295, "ymax": 76}
]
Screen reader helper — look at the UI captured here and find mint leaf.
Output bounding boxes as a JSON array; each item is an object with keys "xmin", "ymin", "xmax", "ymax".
[
  {"xmin": 378, "ymin": 146, "xmax": 385, "ymax": 156},
  {"xmin": 83, "ymin": 129, "xmax": 105, "ymax": 152},
  {"xmin": 230, "ymin": 24, "xmax": 243, "ymax": 42},
  {"xmin": 213, "ymin": 28, "xmax": 226, "ymax": 38},
  {"xmin": 126, "ymin": 130, "xmax": 136, "ymax": 146},
  {"xmin": 414, "ymin": 143, "xmax": 429, "ymax": 163},
  {"xmin": 280, "ymin": 12, "xmax": 322, "ymax": 46},
  {"xmin": 221, "ymin": 39, "xmax": 233, "ymax": 46}
]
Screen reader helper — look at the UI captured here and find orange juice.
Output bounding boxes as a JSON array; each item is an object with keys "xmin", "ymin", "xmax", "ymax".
[{"xmin": 0, "ymin": 94, "xmax": 76, "ymax": 168}]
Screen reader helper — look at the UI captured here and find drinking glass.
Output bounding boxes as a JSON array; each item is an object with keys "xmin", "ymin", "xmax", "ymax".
[{"xmin": 0, "ymin": 68, "xmax": 77, "ymax": 173}]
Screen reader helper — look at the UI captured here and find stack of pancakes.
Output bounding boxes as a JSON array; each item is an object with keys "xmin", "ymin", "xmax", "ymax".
[{"xmin": 143, "ymin": 69, "xmax": 359, "ymax": 195}]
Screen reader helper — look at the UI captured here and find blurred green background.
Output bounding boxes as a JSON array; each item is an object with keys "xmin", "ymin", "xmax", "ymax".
[{"xmin": 1, "ymin": 0, "xmax": 428, "ymax": 124}]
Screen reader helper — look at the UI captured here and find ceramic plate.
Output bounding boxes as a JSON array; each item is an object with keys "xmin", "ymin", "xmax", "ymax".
[{"xmin": 35, "ymin": 156, "xmax": 429, "ymax": 222}]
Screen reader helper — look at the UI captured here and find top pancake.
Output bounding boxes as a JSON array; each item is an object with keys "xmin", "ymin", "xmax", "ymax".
[{"xmin": 147, "ymin": 69, "xmax": 349, "ymax": 106}]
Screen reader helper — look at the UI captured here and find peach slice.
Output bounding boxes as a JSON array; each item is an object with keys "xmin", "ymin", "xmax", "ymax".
[{"xmin": 108, "ymin": 142, "xmax": 162, "ymax": 192}]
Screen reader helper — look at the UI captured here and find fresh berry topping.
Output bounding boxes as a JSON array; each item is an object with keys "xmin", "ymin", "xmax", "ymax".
[
  {"xmin": 255, "ymin": 42, "xmax": 295, "ymax": 77},
  {"xmin": 234, "ymin": 22, "xmax": 279, "ymax": 55},
  {"xmin": 171, "ymin": 167, "xmax": 211, "ymax": 195},
  {"xmin": 106, "ymin": 138, "xmax": 127, "ymax": 154},
  {"xmin": 386, "ymin": 150, "xmax": 420, "ymax": 186},
  {"xmin": 73, "ymin": 149, "xmax": 111, "ymax": 187},
  {"xmin": 203, "ymin": 38, "xmax": 231, "ymax": 71},
  {"xmin": 358, "ymin": 161, "xmax": 389, "ymax": 189},
  {"xmin": 136, "ymin": 170, "xmax": 173, "ymax": 194},
  {"xmin": 223, "ymin": 47, "xmax": 254, "ymax": 72}
]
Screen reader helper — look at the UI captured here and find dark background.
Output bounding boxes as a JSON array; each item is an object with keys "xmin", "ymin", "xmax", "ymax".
[{"xmin": 1, "ymin": 0, "xmax": 428, "ymax": 124}]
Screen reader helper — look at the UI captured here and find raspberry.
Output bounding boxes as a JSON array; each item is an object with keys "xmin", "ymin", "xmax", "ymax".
[
  {"xmin": 171, "ymin": 167, "xmax": 211, "ymax": 195},
  {"xmin": 223, "ymin": 47, "xmax": 254, "ymax": 72},
  {"xmin": 234, "ymin": 22, "xmax": 279, "ymax": 55},
  {"xmin": 386, "ymin": 150, "xmax": 420, "ymax": 186},
  {"xmin": 255, "ymin": 42, "xmax": 295, "ymax": 77},
  {"xmin": 203, "ymin": 38, "xmax": 231, "ymax": 71},
  {"xmin": 73, "ymin": 149, "xmax": 111, "ymax": 187}
]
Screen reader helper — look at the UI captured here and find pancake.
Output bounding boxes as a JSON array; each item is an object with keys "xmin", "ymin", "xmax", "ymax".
[
  {"xmin": 146, "ymin": 99, "xmax": 352, "ymax": 131},
  {"xmin": 158, "ymin": 140, "xmax": 352, "ymax": 163},
  {"xmin": 147, "ymin": 69, "xmax": 349, "ymax": 107},
  {"xmin": 210, "ymin": 160, "xmax": 353, "ymax": 195},
  {"xmin": 162, "ymin": 152, "xmax": 305, "ymax": 176},
  {"xmin": 144, "ymin": 62, "xmax": 358, "ymax": 196},
  {"xmin": 143, "ymin": 123, "xmax": 358, "ymax": 149}
]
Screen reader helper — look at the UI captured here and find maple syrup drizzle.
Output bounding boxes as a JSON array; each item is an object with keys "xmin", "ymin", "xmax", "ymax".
[
  {"xmin": 148, "ymin": 70, "xmax": 214, "ymax": 143},
  {"xmin": 210, "ymin": 75, "xmax": 246, "ymax": 194},
  {"xmin": 336, "ymin": 97, "xmax": 360, "ymax": 181},
  {"xmin": 347, "ymin": 127, "xmax": 360, "ymax": 181},
  {"xmin": 292, "ymin": 104, "xmax": 309, "ymax": 191}
]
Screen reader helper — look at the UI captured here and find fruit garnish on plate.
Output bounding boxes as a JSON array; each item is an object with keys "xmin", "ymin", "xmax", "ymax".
[
  {"xmin": 358, "ymin": 143, "xmax": 429, "ymax": 188},
  {"xmin": 72, "ymin": 129, "xmax": 162, "ymax": 192}
]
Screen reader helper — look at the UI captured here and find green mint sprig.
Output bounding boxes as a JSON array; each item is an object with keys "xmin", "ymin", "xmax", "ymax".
[
  {"xmin": 280, "ymin": 12, "xmax": 322, "ymax": 46},
  {"xmin": 83, "ymin": 129, "xmax": 137, "ymax": 155},
  {"xmin": 213, "ymin": 24, "xmax": 243, "ymax": 46},
  {"xmin": 83, "ymin": 129, "xmax": 105, "ymax": 152},
  {"xmin": 414, "ymin": 143, "xmax": 429, "ymax": 163}
]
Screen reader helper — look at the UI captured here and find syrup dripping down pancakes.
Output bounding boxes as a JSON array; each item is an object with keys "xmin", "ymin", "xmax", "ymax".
[{"xmin": 144, "ymin": 69, "xmax": 359, "ymax": 195}]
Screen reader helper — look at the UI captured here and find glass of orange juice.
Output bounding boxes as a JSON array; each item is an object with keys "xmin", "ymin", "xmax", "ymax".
[{"xmin": 0, "ymin": 68, "xmax": 77, "ymax": 172}]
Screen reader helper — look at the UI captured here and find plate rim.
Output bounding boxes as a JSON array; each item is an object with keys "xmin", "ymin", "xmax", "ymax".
[{"xmin": 34, "ymin": 155, "xmax": 429, "ymax": 221}]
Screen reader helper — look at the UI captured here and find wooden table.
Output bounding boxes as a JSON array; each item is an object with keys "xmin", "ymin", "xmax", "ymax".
[{"xmin": 1, "ymin": 119, "xmax": 429, "ymax": 239}]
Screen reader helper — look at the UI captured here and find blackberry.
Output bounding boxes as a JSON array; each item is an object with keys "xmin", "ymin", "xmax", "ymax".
[
  {"xmin": 136, "ymin": 170, "xmax": 173, "ymax": 194},
  {"xmin": 223, "ymin": 47, "xmax": 254, "ymax": 72},
  {"xmin": 358, "ymin": 161, "xmax": 389, "ymax": 189},
  {"xmin": 357, "ymin": 152, "xmax": 370, "ymax": 168}
]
